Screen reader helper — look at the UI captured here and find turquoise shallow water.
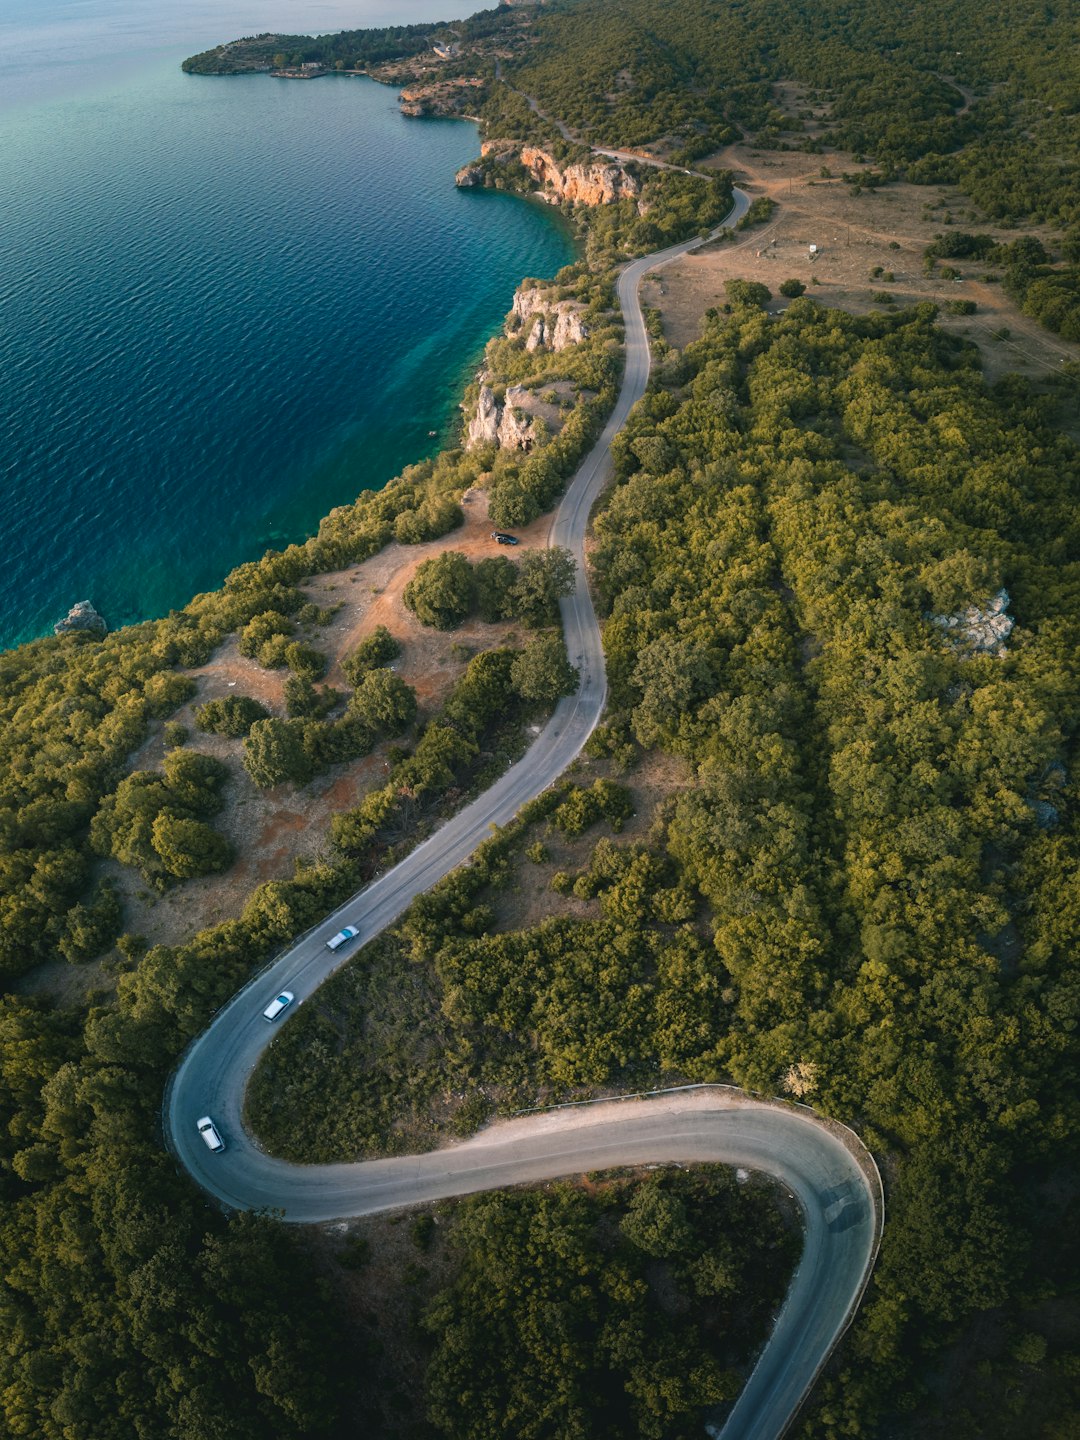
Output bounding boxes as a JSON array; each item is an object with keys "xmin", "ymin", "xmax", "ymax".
[{"xmin": 0, "ymin": 4, "xmax": 573, "ymax": 648}]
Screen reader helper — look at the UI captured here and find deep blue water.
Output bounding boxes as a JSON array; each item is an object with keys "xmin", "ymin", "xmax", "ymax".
[{"xmin": 0, "ymin": 1, "xmax": 573, "ymax": 647}]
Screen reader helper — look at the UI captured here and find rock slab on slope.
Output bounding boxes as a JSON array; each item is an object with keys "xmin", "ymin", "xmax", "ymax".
[
  {"xmin": 54, "ymin": 600, "xmax": 107, "ymax": 637},
  {"xmin": 930, "ymin": 588, "xmax": 1014, "ymax": 655},
  {"xmin": 464, "ymin": 382, "xmax": 541, "ymax": 452}
]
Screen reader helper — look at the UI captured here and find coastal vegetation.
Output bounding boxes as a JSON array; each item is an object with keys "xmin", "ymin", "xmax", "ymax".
[
  {"xmin": 0, "ymin": 233, "xmax": 607, "ymax": 1433},
  {"xmin": 181, "ymin": 22, "xmax": 435, "ymax": 76},
  {"xmin": 403, "ymin": 546, "xmax": 576, "ymax": 630}
]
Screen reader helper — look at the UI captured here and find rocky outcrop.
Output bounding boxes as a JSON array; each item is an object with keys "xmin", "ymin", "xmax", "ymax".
[
  {"xmin": 930, "ymin": 588, "xmax": 1014, "ymax": 655},
  {"xmin": 466, "ymin": 384, "xmax": 501, "ymax": 449},
  {"xmin": 464, "ymin": 382, "xmax": 540, "ymax": 452},
  {"xmin": 520, "ymin": 146, "xmax": 640, "ymax": 205},
  {"xmin": 399, "ymin": 77, "xmax": 484, "ymax": 118},
  {"xmin": 552, "ymin": 308, "xmax": 589, "ymax": 349},
  {"xmin": 510, "ymin": 286, "xmax": 590, "ymax": 352},
  {"xmin": 497, "ymin": 387, "xmax": 539, "ymax": 450},
  {"xmin": 54, "ymin": 600, "xmax": 107, "ymax": 638},
  {"xmin": 455, "ymin": 142, "xmax": 639, "ymax": 206},
  {"xmin": 456, "ymin": 142, "xmax": 525, "ymax": 188}
]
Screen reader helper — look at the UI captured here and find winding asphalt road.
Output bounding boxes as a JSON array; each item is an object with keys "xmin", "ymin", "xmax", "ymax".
[{"xmin": 165, "ymin": 186, "xmax": 883, "ymax": 1439}]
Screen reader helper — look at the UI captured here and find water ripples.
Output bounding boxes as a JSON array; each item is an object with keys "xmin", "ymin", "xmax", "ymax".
[{"xmin": 1, "ymin": 66, "xmax": 572, "ymax": 646}]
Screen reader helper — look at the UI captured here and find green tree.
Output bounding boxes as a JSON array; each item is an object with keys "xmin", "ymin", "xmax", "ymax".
[
  {"xmin": 342, "ymin": 625, "xmax": 402, "ymax": 685},
  {"xmin": 509, "ymin": 547, "xmax": 577, "ymax": 627},
  {"xmin": 510, "ymin": 633, "xmax": 579, "ymax": 703},
  {"xmin": 58, "ymin": 879, "xmax": 123, "ymax": 963},
  {"xmin": 194, "ymin": 695, "xmax": 270, "ymax": 737},
  {"xmin": 725, "ymin": 278, "xmax": 772, "ymax": 308},
  {"xmin": 238, "ymin": 610, "xmax": 294, "ymax": 659},
  {"xmin": 630, "ymin": 636, "xmax": 715, "ymax": 749},
  {"xmin": 473, "ymin": 556, "xmax": 518, "ymax": 623},
  {"xmin": 242, "ymin": 718, "xmax": 312, "ymax": 789},
  {"xmin": 403, "ymin": 551, "xmax": 476, "ymax": 630},
  {"xmin": 151, "ymin": 813, "xmax": 234, "ymax": 879},
  {"xmin": 161, "ymin": 749, "xmax": 228, "ymax": 815},
  {"xmin": 347, "ymin": 668, "xmax": 417, "ymax": 736},
  {"xmin": 284, "ymin": 641, "xmax": 327, "ymax": 681}
]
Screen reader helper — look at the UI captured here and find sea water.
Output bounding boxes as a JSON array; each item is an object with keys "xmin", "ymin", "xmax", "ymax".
[{"xmin": 0, "ymin": 0, "xmax": 573, "ymax": 647}]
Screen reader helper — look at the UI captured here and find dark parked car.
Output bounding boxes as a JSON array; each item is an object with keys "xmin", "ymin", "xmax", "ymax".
[{"xmin": 491, "ymin": 531, "xmax": 520, "ymax": 546}]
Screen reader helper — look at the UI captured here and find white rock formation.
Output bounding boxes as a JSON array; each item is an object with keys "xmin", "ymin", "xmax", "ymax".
[
  {"xmin": 54, "ymin": 600, "xmax": 107, "ymax": 637},
  {"xmin": 508, "ymin": 285, "xmax": 589, "ymax": 352},
  {"xmin": 464, "ymin": 381, "xmax": 539, "ymax": 452},
  {"xmin": 552, "ymin": 307, "xmax": 588, "ymax": 349},
  {"xmin": 930, "ymin": 588, "xmax": 1014, "ymax": 655},
  {"xmin": 466, "ymin": 384, "xmax": 501, "ymax": 449},
  {"xmin": 496, "ymin": 386, "xmax": 539, "ymax": 450}
]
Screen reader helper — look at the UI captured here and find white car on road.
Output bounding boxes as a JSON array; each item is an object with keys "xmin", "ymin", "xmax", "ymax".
[
  {"xmin": 326, "ymin": 925, "xmax": 359, "ymax": 952},
  {"xmin": 196, "ymin": 1116, "xmax": 225, "ymax": 1153},
  {"xmin": 262, "ymin": 990, "xmax": 294, "ymax": 1022}
]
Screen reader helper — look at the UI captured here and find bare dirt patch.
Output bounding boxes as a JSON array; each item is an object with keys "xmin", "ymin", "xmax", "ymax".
[
  {"xmin": 648, "ymin": 141, "xmax": 1079, "ymax": 386},
  {"xmin": 12, "ymin": 955, "xmax": 113, "ymax": 1005},
  {"xmin": 310, "ymin": 485, "xmax": 553, "ymax": 704},
  {"xmin": 75, "ymin": 491, "xmax": 559, "ymax": 961}
]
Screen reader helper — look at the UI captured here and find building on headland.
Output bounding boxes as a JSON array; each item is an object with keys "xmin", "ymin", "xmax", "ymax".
[
  {"xmin": 272, "ymin": 61, "xmax": 326, "ymax": 79},
  {"xmin": 433, "ymin": 42, "xmax": 461, "ymax": 60}
]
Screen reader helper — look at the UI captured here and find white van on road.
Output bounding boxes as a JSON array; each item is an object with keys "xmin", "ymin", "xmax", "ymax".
[{"xmin": 196, "ymin": 1116, "xmax": 225, "ymax": 1153}]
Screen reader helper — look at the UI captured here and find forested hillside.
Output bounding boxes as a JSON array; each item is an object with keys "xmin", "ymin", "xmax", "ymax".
[
  {"xmin": 0, "ymin": 253, "xmax": 617, "ymax": 1434},
  {"xmin": 512, "ymin": 0, "xmax": 1080, "ymax": 224},
  {"xmin": 253, "ymin": 291, "xmax": 1080, "ymax": 1433}
]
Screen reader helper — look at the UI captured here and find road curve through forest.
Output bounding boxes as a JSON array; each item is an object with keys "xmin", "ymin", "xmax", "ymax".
[{"xmin": 166, "ymin": 186, "xmax": 883, "ymax": 1440}]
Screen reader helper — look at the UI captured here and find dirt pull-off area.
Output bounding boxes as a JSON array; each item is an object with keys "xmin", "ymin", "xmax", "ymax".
[{"xmin": 647, "ymin": 141, "xmax": 1079, "ymax": 386}]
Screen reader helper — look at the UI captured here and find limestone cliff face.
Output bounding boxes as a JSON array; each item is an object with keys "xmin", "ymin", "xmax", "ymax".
[
  {"xmin": 520, "ymin": 146, "xmax": 639, "ymax": 204},
  {"xmin": 497, "ymin": 387, "xmax": 539, "ymax": 450},
  {"xmin": 466, "ymin": 384, "xmax": 501, "ymax": 449},
  {"xmin": 455, "ymin": 142, "xmax": 639, "ymax": 206},
  {"xmin": 509, "ymin": 286, "xmax": 589, "ymax": 352},
  {"xmin": 464, "ymin": 381, "xmax": 540, "ymax": 452}
]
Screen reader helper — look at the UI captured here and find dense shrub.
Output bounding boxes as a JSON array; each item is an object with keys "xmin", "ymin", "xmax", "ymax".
[
  {"xmin": 342, "ymin": 625, "xmax": 402, "ymax": 685},
  {"xmin": 195, "ymin": 694, "xmax": 270, "ymax": 737},
  {"xmin": 403, "ymin": 551, "xmax": 475, "ymax": 630}
]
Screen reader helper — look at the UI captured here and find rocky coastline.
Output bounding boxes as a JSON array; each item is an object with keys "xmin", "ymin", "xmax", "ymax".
[
  {"xmin": 455, "ymin": 141, "xmax": 641, "ymax": 208},
  {"xmin": 462, "ymin": 282, "xmax": 594, "ymax": 451}
]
